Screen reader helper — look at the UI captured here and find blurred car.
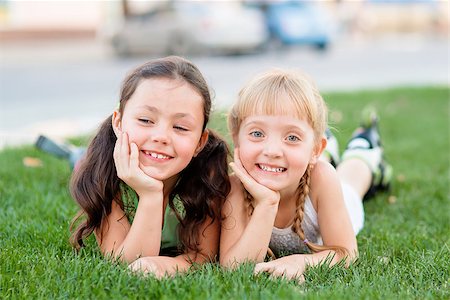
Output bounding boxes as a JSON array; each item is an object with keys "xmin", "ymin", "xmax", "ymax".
[
  {"xmin": 108, "ymin": 2, "xmax": 268, "ymax": 56},
  {"xmin": 264, "ymin": 1, "xmax": 335, "ymax": 50}
]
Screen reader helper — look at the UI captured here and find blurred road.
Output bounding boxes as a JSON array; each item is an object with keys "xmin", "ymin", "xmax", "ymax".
[{"xmin": 0, "ymin": 34, "xmax": 448, "ymax": 149}]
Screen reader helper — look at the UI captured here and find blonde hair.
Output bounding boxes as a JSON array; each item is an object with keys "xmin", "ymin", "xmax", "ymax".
[
  {"xmin": 228, "ymin": 69, "xmax": 348, "ymax": 258},
  {"xmin": 228, "ymin": 69, "xmax": 327, "ymax": 143}
]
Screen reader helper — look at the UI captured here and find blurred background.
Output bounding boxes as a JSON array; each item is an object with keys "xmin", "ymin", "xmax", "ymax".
[{"xmin": 0, "ymin": 0, "xmax": 448, "ymax": 148}]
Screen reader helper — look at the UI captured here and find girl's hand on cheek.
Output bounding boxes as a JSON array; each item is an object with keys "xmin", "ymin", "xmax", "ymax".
[
  {"xmin": 114, "ymin": 131, "xmax": 163, "ymax": 196},
  {"xmin": 230, "ymin": 148, "xmax": 280, "ymax": 207}
]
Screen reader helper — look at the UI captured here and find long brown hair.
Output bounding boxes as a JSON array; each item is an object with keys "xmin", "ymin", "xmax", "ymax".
[
  {"xmin": 70, "ymin": 56, "xmax": 231, "ymax": 255},
  {"xmin": 228, "ymin": 69, "xmax": 348, "ymax": 258}
]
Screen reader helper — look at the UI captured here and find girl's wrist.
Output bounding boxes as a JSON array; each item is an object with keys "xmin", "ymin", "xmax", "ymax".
[
  {"xmin": 137, "ymin": 191, "xmax": 164, "ymax": 205},
  {"xmin": 255, "ymin": 196, "xmax": 280, "ymax": 209},
  {"xmin": 253, "ymin": 201, "xmax": 279, "ymax": 215}
]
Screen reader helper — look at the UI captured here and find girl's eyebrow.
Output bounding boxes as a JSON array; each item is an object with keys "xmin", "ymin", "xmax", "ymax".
[
  {"xmin": 139, "ymin": 105, "xmax": 158, "ymax": 113},
  {"xmin": 286, "ymin": 125, "xmax": 306, "ymax": 133},
  {"xmin": 242, "ymin": 120, "xmax": 264, "ymax": 127},
  {"xmin": 139, "ymin": 105, "xmax": 196, "ymax": 121}
]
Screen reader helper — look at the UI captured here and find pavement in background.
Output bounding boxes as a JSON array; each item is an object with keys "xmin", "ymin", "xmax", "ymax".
[{"xmin": 0, "ymin": 34, "xmax": 448, "ymax": 149}]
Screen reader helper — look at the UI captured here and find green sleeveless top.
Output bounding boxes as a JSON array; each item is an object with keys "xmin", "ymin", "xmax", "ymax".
[{"xmin": 120, "ymin": 184, "xmax": 185, "ymax": 252}]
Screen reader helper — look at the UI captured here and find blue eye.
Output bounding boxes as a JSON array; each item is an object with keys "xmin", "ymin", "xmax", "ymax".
[
  {"xmin": 250, "ymin": 131, "xmax": 264, "ymax": 138},
  {"xmin": 287, "ymin": 135, "xmax": 300, "ymax": 142}
]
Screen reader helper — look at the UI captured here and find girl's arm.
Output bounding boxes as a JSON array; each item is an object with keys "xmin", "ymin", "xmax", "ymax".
[
  {"xmin": 255, "ymin": 161, "xmax": 358, "ymax": 280},
  {"xmin": 220, "ymin": 149, "xmax": 281, "ymax": 267},
  {"xmin": 95, "ymin": 193, "xmax": 164, "ymax": 263},
  {"xmin": 95, "ymin": 131, "xmax": 166, "ymax": 263},
  {"xmin": 314, "ymin": 161, "xmax": 358, "ymax": 259},
  {"xmin": 128, "ymin": 213, "xmax": 221, "ymax": 278},
  {"xmin": 220, "ymin": 177, "xmax": 278, "ymax": 266}
]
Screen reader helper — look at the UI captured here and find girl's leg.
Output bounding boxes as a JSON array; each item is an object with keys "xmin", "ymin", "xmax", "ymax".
[
  {"xmin": 337, "ymin": 158, "xmax": 372, "ymax": 199},
  {"xmin": 337, "ymin": 109, "xmax": 393, "ymax": 201},
  {"xmin": 35, "ymin": 135, "xmax": 86, "ymax": 170}
]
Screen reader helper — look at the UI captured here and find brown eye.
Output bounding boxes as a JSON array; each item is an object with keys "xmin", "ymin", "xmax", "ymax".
[{"xmin": 174, "ymin": 126, "xmax": 188, "ymax": 131}]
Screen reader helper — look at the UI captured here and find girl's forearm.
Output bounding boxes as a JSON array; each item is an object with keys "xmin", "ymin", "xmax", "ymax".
[
  {"xmin": 221, "ymin": 204, "xmax": 278, "ymax": 267},
  {"xmin": 159, "ymin": 253, "xmax": 207, "ymax": 275},
  {"xmin": 114, "ymin": 194, "xmax": 164, "ymax": 263},
  {"xmin": 293, "ymin": 248, "xmax": 357, "ymax": 269}
]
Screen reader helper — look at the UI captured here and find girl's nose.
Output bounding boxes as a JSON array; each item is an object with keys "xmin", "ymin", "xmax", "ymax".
[
  {"xmin": 262, "ymin": 140, "xmax": 282, "ymax": 158},
  {"xmin": 151, "ymin": 126, "xmax": 170, "ymax": 144}
]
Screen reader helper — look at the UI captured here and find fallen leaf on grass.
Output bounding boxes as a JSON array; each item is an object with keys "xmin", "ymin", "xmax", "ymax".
[
  {"xmin": 396, "ymin": 174, "xmax": 406, "ymax": 182},
  {"xmin": 378, "ymin": 256, "xmax": 390, "ymax": 264},
  {"xmin": 23, "ymin": 157, "xmax": 43, "ymax": 168},
  {"xmin": 388, "ymin": 195, "xmax": 397, "ymax": 204}
]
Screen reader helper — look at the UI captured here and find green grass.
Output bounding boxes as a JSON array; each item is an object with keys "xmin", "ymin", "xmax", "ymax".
[{"xmin": 1, "ymin": 86, "xmax": 449, "ymax": 299}]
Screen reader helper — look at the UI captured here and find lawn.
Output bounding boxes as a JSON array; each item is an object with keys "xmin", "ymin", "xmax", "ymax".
[{"xmin": 1, "ymin": 86, "xmax": 449, "ymax": 299}]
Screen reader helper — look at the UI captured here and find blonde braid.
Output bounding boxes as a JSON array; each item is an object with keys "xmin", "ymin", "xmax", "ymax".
[
  {"xmin": 292, "ymin": 164, "xmax": 313, "ymax": 241},
  {"xmin": 292, "ymin": 164, "xmax": 350, "ymax": 258},
  {"xmin": 243, "ymin": 189, "xmax": 254, "ymax": 216}
]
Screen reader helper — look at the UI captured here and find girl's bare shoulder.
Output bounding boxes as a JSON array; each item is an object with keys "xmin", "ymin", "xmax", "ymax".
[
  {"xmin": 222, "ymin": 174, "xmax": 248, "ymax": 216},
  {"xmin": 309, "ymin": 160, "xmax": 340, "ymax": 208},
  {"xmin": 310, "ymin": 160, "xmax": 339, "ymax": 185}
]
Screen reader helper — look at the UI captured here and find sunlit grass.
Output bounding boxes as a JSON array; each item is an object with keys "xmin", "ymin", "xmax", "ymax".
[{"xmin": 1, "ymin": 86, "xmax": 448, "ymax": 299}]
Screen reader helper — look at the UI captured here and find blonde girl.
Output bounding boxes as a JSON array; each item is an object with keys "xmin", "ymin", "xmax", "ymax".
[
  {"xmin": 220, "ymin": 69, "xmax": 392, "ymax": 281},
  {"xmin": 70, "ymin": 56, "xmax": 230, "ymax": 277}
]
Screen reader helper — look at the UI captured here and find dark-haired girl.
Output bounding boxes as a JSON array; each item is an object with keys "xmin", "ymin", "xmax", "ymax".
[{"xmin": 70, "ymin": 56, "xmax": 230, "ymax": 277}]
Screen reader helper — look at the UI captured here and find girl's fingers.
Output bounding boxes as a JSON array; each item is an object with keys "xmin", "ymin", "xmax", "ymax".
[
  {"xmin": 255, "ymin": 262, "xmax": 286, "ymax": 280},
  {"xmin": 229, "ymin": 161, "xmax": 258, "ymax": 190},
  {"xmin": 233, "ymin": 147, "xmax": 244, "ymax": 169},
  {"xmin": 254, "ymin": 261, "xmax": 274, "ymax": 274},
  {"xmin": 122, "ymin": 131, "xmax": 130, "ymax": 164},
  {"xmin": 270, "ymin": 268, "xmax": 286, "ymax": 279},
  {"xmin": 256, "ymin": 262, "xmax": 304, "ymax": 282},
  {"xmin": 113, "ymin": 131, "xmax": 123, "ymax": 173},
  {"xmin": 297, "ymin": 274, "xmax": 305, "ymax": 284},
  {"xmin": 230, "ymin": 149, "xmax": 279, "ymax": 205},
  {"xmin": 114, "ymin": 131, "xmax": 132, "ymax": 178},
  {"xmin": 129, "ymin": 142, "xmax": 140, "ymax": 170}
]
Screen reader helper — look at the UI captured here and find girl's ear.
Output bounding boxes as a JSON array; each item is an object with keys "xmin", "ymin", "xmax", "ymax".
[
  {"xmin": 310, "ymin": 136, "xmax": 327, "ymax": 164},
  {"xmin": 111, "ymin": 110, "xmax": 122, "ymax": 138},
  {"xmin": 194, "ymin": 129, "xmax": 209, "ymax": 157}
]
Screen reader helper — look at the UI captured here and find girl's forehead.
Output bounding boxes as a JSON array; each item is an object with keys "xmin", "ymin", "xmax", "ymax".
[
  {"xmin": 124, "ymin": 78, "xmax": 204, "ymax": 116},
  {"xmin": 242, "ymin": 101, "xmax": 309, "ymax": 122},
  {"xmin": 241, "ymin": 114, "xmax": 310, "ymax": 128}
]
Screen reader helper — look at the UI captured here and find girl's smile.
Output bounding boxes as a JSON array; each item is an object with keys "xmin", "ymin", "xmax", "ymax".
[
  {"xmin": 141, "ymin": 150, "xmax": 173, "ymax": 162},
  {"xmin": 256, "ymin": 163, "xmax": 286, "ymax": 174}
]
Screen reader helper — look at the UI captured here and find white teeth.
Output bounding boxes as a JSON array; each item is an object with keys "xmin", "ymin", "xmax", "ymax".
[
  {"xmin": 259, "ymin": 165, "xmax": 285, "ymax": 173},
  {"xmin": 147, "ymin": 152, "xmax": 170, "ymax": 159}
]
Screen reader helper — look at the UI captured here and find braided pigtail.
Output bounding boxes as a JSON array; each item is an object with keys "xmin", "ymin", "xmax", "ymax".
[
  {"xmin": 243, "ymin": 189, "xmax": 255, "ymax": 216},
  {"xmin": 292, "ymin": 164, "xmax": 349, "ymax": 258},
  {"xmin": 291, "ymin": 164, "xmax": 312, "ymax": 241}
]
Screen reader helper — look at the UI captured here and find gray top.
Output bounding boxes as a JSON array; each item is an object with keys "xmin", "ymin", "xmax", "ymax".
[{"xmin": 269, "ymin": 195, "xmax": 322, "ymax": 257}]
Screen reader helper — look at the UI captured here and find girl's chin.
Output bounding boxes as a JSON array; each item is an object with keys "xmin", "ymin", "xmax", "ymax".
[
  {"xmin": 253, "ymin": 177, "xmax": 286, "ymax": 192},
  {"xmin": 141, "ymin": 167, "xmax": 167, "ymax": 182}
]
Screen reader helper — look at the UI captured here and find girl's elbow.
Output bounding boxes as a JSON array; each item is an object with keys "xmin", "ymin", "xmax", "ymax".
[
  {"xmin": 349, "ymin": 247, "xmax": 359, "ymax": 262},
  {"xmin": 219, "ymin": 253, "xmax": 246, "ymax": 269},
  {"xmin": 341, "ymin": 247, "xmax": 358, "ymax": 266},
  {"xmin": 219, "ymin": 255, "xmax": 234, "ymax": 268}
]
